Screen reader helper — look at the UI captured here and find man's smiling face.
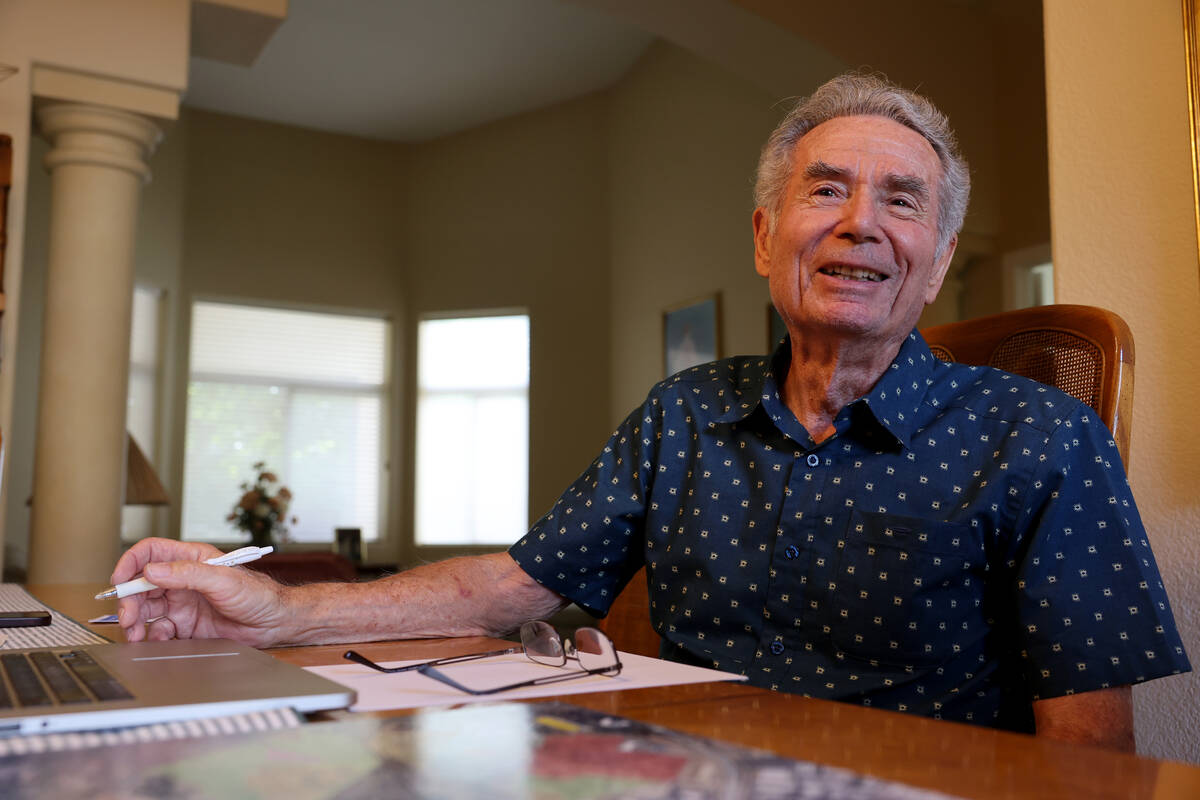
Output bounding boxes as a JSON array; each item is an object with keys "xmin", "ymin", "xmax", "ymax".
[{"xmin": 754, "ymin": 115, "xmax": 957, "ymax": 349}]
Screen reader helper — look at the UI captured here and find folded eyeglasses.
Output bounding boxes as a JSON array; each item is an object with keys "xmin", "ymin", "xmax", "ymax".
[{"xmin": 343, "ymin": 620, "xmax": 622, "ymax": 696}]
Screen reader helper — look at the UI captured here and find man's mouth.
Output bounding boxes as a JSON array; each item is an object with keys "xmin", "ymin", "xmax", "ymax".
[{"xmin": 818, "ymin": 265, "xmax": 886, "ymax": 282}]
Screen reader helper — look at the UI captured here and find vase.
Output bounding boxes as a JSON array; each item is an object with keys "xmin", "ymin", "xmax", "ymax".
[{"xmin": 248, "ymin": 527, "xmax": 274, "ymax": 549}]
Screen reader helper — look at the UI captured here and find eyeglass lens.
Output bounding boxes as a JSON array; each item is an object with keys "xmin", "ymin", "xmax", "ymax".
[
  {"xmin": 520, "ymin": 621, "xmax": 616, "ymax": 672},
  {"xmin": 572, "ymin": 628, "xmax": 616, "ymax": 672},
  {"xmin": 520, "ymin": 620, "xmax": 565, "ymax": 666}
]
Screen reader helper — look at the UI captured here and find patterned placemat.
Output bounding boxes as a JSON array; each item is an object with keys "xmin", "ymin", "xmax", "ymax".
[{"xmin": 0, "ymin": 584, "xmax": 109, "ymax": 648}]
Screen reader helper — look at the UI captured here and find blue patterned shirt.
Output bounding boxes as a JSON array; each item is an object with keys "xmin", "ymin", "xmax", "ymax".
[{"xmin": 510, "ymin": 331, "xmax": 1190, "ymax": 730}]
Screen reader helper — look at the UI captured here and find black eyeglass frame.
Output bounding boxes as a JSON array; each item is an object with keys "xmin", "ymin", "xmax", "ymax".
[{"xmin": 342, "ymin": 621, "xmax": 622, "ymax": 696}]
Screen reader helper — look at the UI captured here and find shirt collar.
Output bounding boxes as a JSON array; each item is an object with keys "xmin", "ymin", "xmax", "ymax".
[
  {"xmin": 857, "ymin": 330, "xmax": 939, "ymax": 448},
  {"xmin": 719, "ymin": 330, "xmax": 937, "ymax": 449},
  {"xmin": 704, "ymin": 349, "xmax": 778, "ymax": 427}
]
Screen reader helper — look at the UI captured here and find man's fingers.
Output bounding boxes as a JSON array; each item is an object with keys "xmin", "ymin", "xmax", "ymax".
[
  {"xmin": 121, "ymin": 616, "xmax": 146, "ymax": 642},
  {"xmin": 117, "ymin": 590, "xmax": 172, "ymax": 642},
  {"xmin": 137, "ymin": 594, "xmax": 170, "ymax": 622},
  {"xmin": 111, "ymin": 538, "xmax": 223, "ymax": 583},
  {"xmin": 142, "ymin": 559, "xmax": 236, "ymax": 594},
  {"xmin": 146, "ymin": 616, "xmax": 178, "ymax": 641}
]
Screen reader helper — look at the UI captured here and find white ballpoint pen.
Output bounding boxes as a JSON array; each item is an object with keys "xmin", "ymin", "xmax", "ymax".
[{"xmin": 94, "ymin": 545, "xmax": 274, "ymax": 600}]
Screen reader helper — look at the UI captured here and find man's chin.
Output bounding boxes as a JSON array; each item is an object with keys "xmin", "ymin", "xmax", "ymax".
[
  {"xmin": 806, "ymin": 310, "xmax": 889, "ymax": 337},
  {"xmin": 791, "ymin": 310, "xmax": 915, "ymax": 349}
]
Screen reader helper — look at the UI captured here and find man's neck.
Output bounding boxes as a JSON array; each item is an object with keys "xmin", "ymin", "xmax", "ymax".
[{"xmin": 780, "ymin": 332, "xmax": 905, "ymax": 444}]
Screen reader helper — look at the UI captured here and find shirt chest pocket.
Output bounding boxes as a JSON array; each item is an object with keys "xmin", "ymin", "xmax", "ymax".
[{"xmin": 828, "ymin": 510, "xmax": 987, "ymax": 666}]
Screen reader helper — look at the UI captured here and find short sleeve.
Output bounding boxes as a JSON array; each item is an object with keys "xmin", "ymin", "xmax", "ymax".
[
  {"xmin": 1012, "ymin": 406, "xmax": 1190, "ymax": 699},
  {"xmin": 509, "ymin": 393, "xmax": 661, "ymax": 616}
]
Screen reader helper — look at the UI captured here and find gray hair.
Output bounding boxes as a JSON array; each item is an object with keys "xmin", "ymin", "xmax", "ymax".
[{"xmin": 754, "ymin": 72, "xmax": 970, "ymax": 254}]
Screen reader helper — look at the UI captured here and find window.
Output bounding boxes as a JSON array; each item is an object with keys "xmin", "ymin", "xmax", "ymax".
[
  {"xmin": 181, "ymin": 301, "xmax": 390, "ymax": 544},
  {"xmin": 1002, "ymin": 243, "xmax": 1054, "ymax": 310},
  {"xmin": 122, "ymin": 285, "xmax": 165, "ymax": 541},
  {"xmin": 415, "ymin": 314, "xmax": 529, "ymax": 546},
  {"xmin": 1029, "ymin": 262, "xmax": 1055, "ymax": 306}
]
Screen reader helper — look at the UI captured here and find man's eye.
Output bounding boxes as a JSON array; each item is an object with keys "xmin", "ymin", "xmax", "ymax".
[
  {"xmin": 814, "ymin": 186, "xmax": 837, "ymax": 197},
  {"xmin": 890, "ymin": 197, "xmax": 912, "ymax": 208}
]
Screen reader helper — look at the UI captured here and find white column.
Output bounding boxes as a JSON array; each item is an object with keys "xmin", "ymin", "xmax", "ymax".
[{"xmin": 27, "ymin": 102, "xmax": 161, "ymax": 583}]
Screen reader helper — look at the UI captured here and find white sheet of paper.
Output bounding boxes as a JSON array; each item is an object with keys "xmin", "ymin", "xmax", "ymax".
[{"xmin": 305, "ymin": 650, "xmax": 747, "ymax": 712}]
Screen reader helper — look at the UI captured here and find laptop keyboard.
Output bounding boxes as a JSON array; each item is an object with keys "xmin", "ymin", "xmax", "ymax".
[{"xmin": 0, "ymin": 651, "xmax": 134, "ymax": 709}]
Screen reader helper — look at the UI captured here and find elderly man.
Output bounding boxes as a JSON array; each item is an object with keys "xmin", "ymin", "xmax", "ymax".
[{"xmin": 112, "ymin": 73, "xmax": 1188, "ymax": 749}]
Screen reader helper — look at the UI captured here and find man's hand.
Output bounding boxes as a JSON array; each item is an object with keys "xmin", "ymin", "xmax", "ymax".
[
  {"xmin": 112, "ymin": 538, "xmax": 291, "ymax": 648},
  {"xmin": 1032, "ymin": 686, "xmax": 1135, "ymax": 751}
]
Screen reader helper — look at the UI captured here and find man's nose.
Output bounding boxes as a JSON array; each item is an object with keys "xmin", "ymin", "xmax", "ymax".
[{"xmin": 834, "ymin": 191, "xmax": 883, "ymax": 243}]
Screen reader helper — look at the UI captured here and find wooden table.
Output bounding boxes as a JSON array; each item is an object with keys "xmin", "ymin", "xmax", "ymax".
[{"xmin": 29, "ymin": 583, "xmax": 1200, "ymax": 799}]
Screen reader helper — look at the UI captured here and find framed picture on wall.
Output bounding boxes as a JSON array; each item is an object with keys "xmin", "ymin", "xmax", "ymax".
[
  {"xmin": 663, "ymin": 294, "xmax": 721, "ymax": 376},
  {"xmin": 767, "ymin": 303, "xmax": 786, "ymax": 350}
]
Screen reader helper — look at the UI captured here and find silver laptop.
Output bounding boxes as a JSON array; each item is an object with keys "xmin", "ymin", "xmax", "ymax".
[{"xmin": 0, "ymin": 638, "xmax": 355, "ymax": 736}]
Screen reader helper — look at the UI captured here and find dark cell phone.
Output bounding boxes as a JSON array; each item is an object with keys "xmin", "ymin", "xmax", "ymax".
[{"xmin": 0, "ymin": 610, "xmax": 52, "ymax": 627}]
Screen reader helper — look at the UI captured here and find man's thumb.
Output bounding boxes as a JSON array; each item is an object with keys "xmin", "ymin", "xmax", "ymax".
[{"xmin": 144, "ymin": 560, "xmax": 211, "ymax": 589}]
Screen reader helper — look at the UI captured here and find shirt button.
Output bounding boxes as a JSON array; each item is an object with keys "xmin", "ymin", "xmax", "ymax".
[
  {"xmin": 806, "ymin": 453, "xmax": 820, "ymax": 467},
  {"xmin": 769, "ymin": 641, "xmax": 785, "ymax": 655},
  {"xmin": 784, "ymin": 545, "xmax": 800, "ymax": 560}
]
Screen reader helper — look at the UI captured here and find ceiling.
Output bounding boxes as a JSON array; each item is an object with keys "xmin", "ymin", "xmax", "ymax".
[{"xmin": 185, "ymin": 0, "xmax": 654, "ymax": 142}]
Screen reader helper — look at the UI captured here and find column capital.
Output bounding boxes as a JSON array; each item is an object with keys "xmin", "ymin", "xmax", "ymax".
[{"xmin": 35, "ymin": 103, "xmax": 162, "ymax": 183}]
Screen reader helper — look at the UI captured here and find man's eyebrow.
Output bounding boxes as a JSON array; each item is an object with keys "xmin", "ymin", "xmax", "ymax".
[
  {"xmin": 803, "ymin": 160, "xmax": 848, "ymax": 182},
  {"xmin": 884, "ymin": 174, "xmax": 931, "ymax": 204}
]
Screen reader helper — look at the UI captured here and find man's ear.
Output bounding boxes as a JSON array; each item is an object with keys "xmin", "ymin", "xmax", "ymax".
[
  {"xmin": 753, "ymin": 207, "xmax": 772, "ymax": 277},
  {"xmin": 924, "ymin": 234, "xmax": 958, "ymax": 304}
]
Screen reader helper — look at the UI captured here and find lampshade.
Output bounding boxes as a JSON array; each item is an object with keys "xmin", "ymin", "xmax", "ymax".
[
  {"xmin": 25, "ymin": 432, "xmax": 170, "ymax": 507},
  {"xmin": 125, "ymin": 432, "xmax": 169, "ymax": 506}
]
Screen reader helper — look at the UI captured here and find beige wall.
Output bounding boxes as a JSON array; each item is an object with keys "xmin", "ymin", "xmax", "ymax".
[
  {"xmin": 1044, "ymin": 0, "xmax": 1200, "ymax": 763},
  {"xmin": 606, "ymin": 42, "xmax": 783, "ymax": 415},
  {"xmin": 179, "ymin": 109, "xmax": 406, "ymax": 309},
  {"xmin": 402, "ymin": 93, "xmax": 613, "ymax": 536}
]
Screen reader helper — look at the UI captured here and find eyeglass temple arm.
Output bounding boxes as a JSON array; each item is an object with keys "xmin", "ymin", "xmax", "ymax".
[
  {"xmin": 416, "ymin": 661, "xmax": 622, "ymax": 696},
  {"xmin": 343, "ymin": 645, "xmax": 523, "ymax": 674}
]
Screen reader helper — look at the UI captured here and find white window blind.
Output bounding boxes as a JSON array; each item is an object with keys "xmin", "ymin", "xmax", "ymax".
[
  {"xmin": 415, "ymin": 314, "xmax": 529, "ymax": 545},
  {"xmin": 182, "ymin": 301, "xmax": 390, "ymax": 544}
]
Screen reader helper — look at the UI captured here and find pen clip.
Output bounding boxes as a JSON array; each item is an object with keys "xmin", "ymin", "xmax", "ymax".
[
  {"xmin": 210, "ymin": 545, "xmax": 273, "ymax": 567},
  {"xmin": 218, "ymin": 546, "xmax": 258, "ymax": 561}
]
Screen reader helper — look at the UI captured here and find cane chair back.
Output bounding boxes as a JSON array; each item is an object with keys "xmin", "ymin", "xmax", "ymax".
[{"xmin": 922, "ymin": 304, "xmax": 1134, "ymax": 465}]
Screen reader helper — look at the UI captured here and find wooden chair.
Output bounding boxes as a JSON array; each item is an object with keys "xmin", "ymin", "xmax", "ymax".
[
  {"xmin": 598, "ymin": 304, "xmax": 1136, "ymax": 659},
  {"xmin": 922, "ymin": 303, "xmax": 1135, "ymax": 465},
  {"xmin": 595, "ymin": 568, "xmax": 659, "ymax": 657}
]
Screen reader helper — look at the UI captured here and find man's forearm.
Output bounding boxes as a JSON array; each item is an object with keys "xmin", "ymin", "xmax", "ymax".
[
  {"xmin": 274, "ymin": 552, "xmax": 568, "ymax": 646},
  {"xmin": 1032, "ymin": 686, "xmax": 1135, "ymax": 751}
]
